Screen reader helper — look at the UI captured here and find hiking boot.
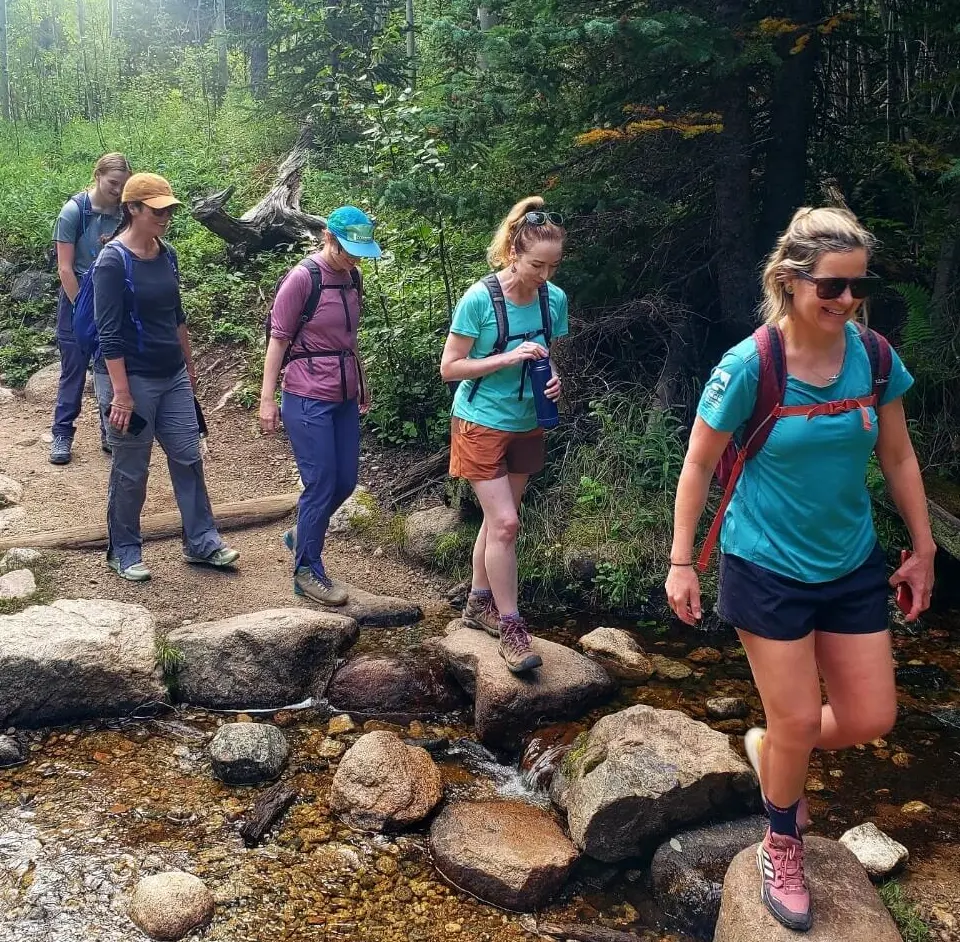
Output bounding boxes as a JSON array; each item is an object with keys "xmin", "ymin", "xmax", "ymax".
[
  {"xmin": 497, "ymin": 616, "xmax": 542, "ymax": 673},
  {"xmin": 463, "ymin": 594, "xmax": 500, "ymax": 637},
  {"xmin": 745, "ymin": 727, "xmax": 813, "ymax": 833},
  {"xmin": 49, "ymin": 435, "xmax": 73, "ymax": 465},
  {"xmin": 107, "ymin": 557, "xmax": 151, "ymax": 582},
  {"xmin": 182, "ymin": 547, "xmax": 241, "ymax": 567},
  {"xmin": 294, "ymin": 567, "xmax": 349, "ymax": 606},
  {"xmin": 757, "ymin": 829, "xmax": 813, "ymax": 931}
]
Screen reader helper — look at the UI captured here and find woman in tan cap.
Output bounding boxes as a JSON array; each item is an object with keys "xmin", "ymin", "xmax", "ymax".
[{"xmin": 91, "ymin": 172, "xmax": 239, "ymax": 581}]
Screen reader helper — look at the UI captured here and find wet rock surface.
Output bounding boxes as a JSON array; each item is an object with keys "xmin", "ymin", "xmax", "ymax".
[
  {"xmin": 563, "ymin": 705, "xmax": 756, "ymax": 861},
  {"xmin": 326, "ymin": 651, "xmax": 465, "ymax": 717},
  {"xmin": 715, "ymin": 837, "xmax": 903, "ymax": 942},
  {"xmin": 705, "ymin": 697, "xmax": 749, "ymax": 721},
  {"xmin": 128, "ymin": 870, "xmax": 215, "ymax": 940},
  {"xmin": 430, "ymin": 800, "xmax": 579, "ymax": 911},
  {"xmin": 329, "ymin": 730, "xmax": 441, "ymax": 831},
  {"xmin": 208, "ymin": 723, "xmax": 289, "ymax": 784},
  {"xmin": 578, "ymin": 626, "xmax": 653, "ymax": 682},
  {"xmin": 0, "ymin": 599, "xmax": 167, "ymax": 727},
  {"xmin": 168, "ymin": 608, "xmax": 358, "ymax": 710},
  {"xmin": 0, "ymin": 735, "xmax": 25, "ymax": 768},
  {"xmin": 650, "ymin": 815, "xmax": 768, "ymax": 940},
  {"xmin": 440, "ymin": 622, "xmax": 614, "ymax": 747}
]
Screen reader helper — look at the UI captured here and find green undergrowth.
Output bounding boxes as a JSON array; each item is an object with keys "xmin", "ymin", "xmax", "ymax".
[{"xmin": 878, "ymin": 881, "xmax": 932, "ymax": 942}]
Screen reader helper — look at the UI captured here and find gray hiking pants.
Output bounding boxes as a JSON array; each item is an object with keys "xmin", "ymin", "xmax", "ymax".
[{"xmin": 94, "ymin": 366, "xmax": 223, "ymax": 568}]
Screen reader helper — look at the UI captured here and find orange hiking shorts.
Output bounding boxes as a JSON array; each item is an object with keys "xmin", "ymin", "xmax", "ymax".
[{"xmin": 449, "ymin": 417, "xmax": 545, "ymax": 481}]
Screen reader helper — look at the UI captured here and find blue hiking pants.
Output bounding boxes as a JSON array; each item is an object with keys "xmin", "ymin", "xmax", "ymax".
[
  {"xmin": 52, "ymin": 290, "xmax": 106, "ymax": 441},
  {"xmin": 281, "ymin": 392, "xmax": 360, "ymax": 579},
  {"xmin": 94, "ymin": 367, "xmax": 224, "ymax": 568}
]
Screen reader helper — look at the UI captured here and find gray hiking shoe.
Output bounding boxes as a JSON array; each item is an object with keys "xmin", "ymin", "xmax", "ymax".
[
  {"xmin": 182, "ymin": 547, "xmax": 240, "ymax": 567},
  {"xmin": 294, "ymin": 567, "xmax": 349, "ymax": 606},
  {"xmin": 497, "ymin": 617, "xmax": 542, "ymax": 673},
  {"xmin": 463, "ymin": 594, "xmax": 500, "ymax": 637},
  {"xmin": 107, "ymin": 557, "xmax": 151, "ymax": 582},
  {"xmin": 49, "ymin": 435, "xmax": 73, "ymax": 465}
]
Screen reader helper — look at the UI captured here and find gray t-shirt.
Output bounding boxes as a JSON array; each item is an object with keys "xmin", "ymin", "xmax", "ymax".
[{"xmin": 53, "ymin": 193, "xmax": 123, "ymax": 276}]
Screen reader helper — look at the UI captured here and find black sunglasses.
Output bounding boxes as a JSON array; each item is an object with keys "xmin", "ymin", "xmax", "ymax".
[
  {"xmin": 141, "ymin": 204, "xmax": 176, "ymax": 219},
  {"xmin": 795, "ymin": 271, "xmax": 881, "ymax": 300},
  {"xmin": 523, "ymin": 210, "xmax": 564, "ymax": 227}
]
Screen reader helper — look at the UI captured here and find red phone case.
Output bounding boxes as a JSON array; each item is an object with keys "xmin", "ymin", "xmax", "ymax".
[{"xmin": 895, "ymin": 549, "xmax": 912, "ymax": 616}]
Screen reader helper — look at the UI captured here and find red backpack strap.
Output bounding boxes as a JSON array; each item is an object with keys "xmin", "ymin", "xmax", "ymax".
[
  {"xmin": 854, "ymin": 322, "xmax": 892, "ymax": 405},
  {"xmin": 697, "ymin": 325, "xmax": 787, "ymax": 571}
]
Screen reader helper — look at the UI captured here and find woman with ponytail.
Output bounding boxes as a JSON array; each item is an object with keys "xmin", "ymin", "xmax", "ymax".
[
  {"xmin": 666, "ymin": 206, "xmax": 934, "ymax": 931},
  {"xmin": 440, "ymin": 196, "xmax": 568, "ymax": 673},
  {"xmin": 49, "ymin": 152, "xmax": 132, "ymax": 465}
]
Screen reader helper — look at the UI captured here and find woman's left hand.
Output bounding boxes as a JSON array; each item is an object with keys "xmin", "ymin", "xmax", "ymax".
[
  {"xmin": 359, "ymin": 395, "xmax": 372, "ymax": 416},
  {"xmin": 544, "ymin": 374, "xmax": 562, "ymax": 401},
  {"xmin": 890, "ymin": 548, "xmax": 935, "ymax": 622}
]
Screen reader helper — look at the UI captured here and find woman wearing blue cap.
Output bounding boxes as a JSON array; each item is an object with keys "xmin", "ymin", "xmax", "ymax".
[{"xmin": 260, "ymin": 206, "xmax": 381, "ymax": 606}]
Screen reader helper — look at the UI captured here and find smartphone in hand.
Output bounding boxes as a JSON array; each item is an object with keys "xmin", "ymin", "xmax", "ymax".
[
  {"xmin": 895, "ymin": 549, "xmax": 913, "ymax": 616},
  {"xmin": 103, "ymin": 405, "xmax": 147, "ymax": 436}
]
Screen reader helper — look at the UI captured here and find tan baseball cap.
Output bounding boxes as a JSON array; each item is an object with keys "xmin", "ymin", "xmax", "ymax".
[{"xmin": 121, "ymin": 172, "xmax": 182, "ymax": 209}]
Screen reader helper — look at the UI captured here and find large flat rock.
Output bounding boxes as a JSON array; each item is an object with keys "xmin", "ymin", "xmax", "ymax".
[
  {"xmin": 439, "ymin": 623, "xmax": 613, "ymax": 748},
  {"xmin": 333, "ymin": 580, "xmax": 422, "ymax": 628},
  {"xmin": 168, "ymin": 608, "xmax": 357, "ymax": 710},
  {"xmin": 0, "ymin": 599, "xmax": 167, "ymax": 727},
  {"xmin": 714, "ymin": 837, "xmax": 903, "ymax": 942},
  {"xmin": 563, "ymin": 704, "xmax": 757, "ymax": 862}
]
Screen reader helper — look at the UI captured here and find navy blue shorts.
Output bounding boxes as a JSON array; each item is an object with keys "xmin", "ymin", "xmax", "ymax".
[{"xmin": 716, "ymin": 542, "xmax": 890, "ymax": 642}]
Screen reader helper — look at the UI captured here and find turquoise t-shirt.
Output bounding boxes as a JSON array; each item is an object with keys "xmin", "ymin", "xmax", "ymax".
[
  {"xmin": 53, "ymin": 194, "xmax": 122, "ymax": 276},
  {"xmin": 698, "ymin": 320, "xmax": 913, "ymax": 583},
  {"xmin": 450, "ymin": 279, "xmax": 569, "ymax": 432}
]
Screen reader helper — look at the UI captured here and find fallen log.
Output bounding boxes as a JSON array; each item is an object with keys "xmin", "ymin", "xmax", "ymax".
[
  {"xmin": 0, "ymin": 492, "xmax": 300, "ymax": 552},
  {"xmin": 191, "ymin": 119, "xmax": 327, "ymax": 260},
  {"xmin": 238, "ymin": 782, "xmax": 298, "ymax": 847},
  {"xmin": 387, "ymin": 447, "xmax": 451, "ymax": 500}
]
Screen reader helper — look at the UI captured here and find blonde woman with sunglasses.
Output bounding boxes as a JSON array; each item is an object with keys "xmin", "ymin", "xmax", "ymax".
[{"xmin": 666, "ymin": 206, "xmax": 934, "ymax": 931}]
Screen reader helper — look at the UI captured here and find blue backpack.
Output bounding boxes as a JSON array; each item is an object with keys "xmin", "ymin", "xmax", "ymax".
[{"xmin": 72, "ymin": 240, "xmax": 178, "ymax": 360}]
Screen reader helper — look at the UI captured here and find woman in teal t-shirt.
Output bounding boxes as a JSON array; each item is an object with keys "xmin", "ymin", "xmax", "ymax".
[
  {"xmin": 666, "ymin": 207, "xmax": 935, "ymax": 933},
  {"xmin": 440, "ymin": 196, "xmax": 568, "ymax": 674}
]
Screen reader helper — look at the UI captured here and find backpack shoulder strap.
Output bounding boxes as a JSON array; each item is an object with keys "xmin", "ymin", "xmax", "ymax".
[
  {"xmin": 350, "ymin": 266, "xmax": 362, "ymax": 294},
  {"xmin": 72, "ymin": 192, "xmax": 90, "ymax": 239},
  {"xmin": 300, "ymin": 258, "xmax": 324, "ymax": 317},
  {"xmin": 854, "ymin": 322, "xmax": 892, "ymax": 403},
  {"xmin": 159, "ymin": 239, "xmax": 179, "ymax": 279},
  {"xmin": 481, "ymin": 273, "xmax": 510, "ymax": 353},
  {"xmin": 741, "ymin": 324, "xmax": 787, "ymax": 459},
  {"xmin": 538, "ymin": 283, "xmax": 552, "ymax": 345}
]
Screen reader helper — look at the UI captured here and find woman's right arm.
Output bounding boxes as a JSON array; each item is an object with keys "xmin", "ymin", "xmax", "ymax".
[
  {"xmin": 55, "ymin": 243, "xmax": 80, "ymax": 303},
  {"xmin": 259, "ymin": 336, "xmax": 290, "ymax": 433},
  {"xmin": 666, "ymin": 417, "xmax": 732, "ymax": 624},
  {"xmin": 93, "ymin": 248, "xmax": 135, "ymax": 433}
]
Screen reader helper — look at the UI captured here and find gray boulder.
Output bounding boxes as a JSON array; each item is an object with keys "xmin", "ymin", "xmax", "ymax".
[
  {"xmin": 10, "ymin": 270, "xmax": 56, "ymax": 303},
  {"xmin": 439, "ymin": 623, "xmax": 613, "ymax": 748},
  {"xmin": 208, "ymin": 723, "xmax": 289, "ymax": 784},
  {"xmin": 128, "ymin": 870, "xmax": 215, "ymax": 940},
  {"xmin": 715, "ymin": 837, "xmax": 903, "ymax": 942},
  {"xmin": 0, "ymin": 569, "xmax": 36, "ymax": 600},
  {"xmin": 0, "ymin": 735, "xmax": 26, "ymax": 768},
  {"xmin": 24, "ymin": 362, "xmax": 63, "ymax": 405},
  {"xmin": 401, "ymin": 505, "xmax": 462, "ymax": 565},
  {"xmin": 167, "ymin": 608, "xmax": 357, "ymax": 709},
  {"xmin": 329, "ymin": 730, "xmax": 441, "ymax": 832},
  {"xmin": 0, "ymin": 473, "xmax": 23, "ymax": 509},
  {"xmin": 327, "ymin": 486, "xmax": 378, "ymax": 534},
  {"xmin": 651, "ymin": 816, "xmax": 768, "ymax": 940},
  {"xmin": 430, "ymin": 800, "xmax": 579, "ymax": 910},
  {"xmin": 705, "ymin": 697, "xmax": 750, "ymax": 721},
  {"xmin": 578, "ymin": 626, "xmax": 653, "ymax": 682},
  {"xmin": 563, "ymin": 704, "xmax": 756, "ymax": 861},
  {"xmin": 839, "ymin": 822, "xmax": 909, "ymax": 879},
  {"xmin": 0, "ymin": 599, "xmax": 167, "ymax": 727},
  {"xmin": 0, "ymin": 547, "xmax": 42, "ymax": 573}
]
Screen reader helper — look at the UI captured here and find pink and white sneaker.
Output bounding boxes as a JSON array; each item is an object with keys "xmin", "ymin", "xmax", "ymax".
[
  {"xmin": 745, "ymin": 727, "xmax": 813, "ymax": 833},
  {"xmin": 757, "ymin": 829, "xmax": 813, "ymax": 932}
]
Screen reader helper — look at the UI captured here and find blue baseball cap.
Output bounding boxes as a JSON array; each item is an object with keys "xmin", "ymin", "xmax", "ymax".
[{"xmin": 326, "ymin": 206, "xmax": 382, "ymax": 259}]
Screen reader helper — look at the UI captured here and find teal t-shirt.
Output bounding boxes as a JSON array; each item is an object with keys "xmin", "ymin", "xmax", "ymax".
[
  {"xmin": 53, "ymin": 194, "xmax": 122, "ymax": 276},
  {"xmin": 450, "ymin": 279, "xmax": 569, "ymax": 432},
  {"xmin": 698, "ymin": 320, "xmax": 913, "ymax": 583}
]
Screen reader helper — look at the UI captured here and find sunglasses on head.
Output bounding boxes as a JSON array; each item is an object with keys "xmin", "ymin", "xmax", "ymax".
[
  {"xmin": 523, "ymin": 211, "xmax": 564, "ymax": 227},
  {"xmin": 795, "ymin": 270, "xmax": 881, "ymax": 300}
]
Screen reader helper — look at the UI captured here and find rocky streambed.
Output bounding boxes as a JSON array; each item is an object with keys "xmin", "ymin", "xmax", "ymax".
[{"xmin": 2, "ymin": 600, "xmax": 960, "ymax": 942}]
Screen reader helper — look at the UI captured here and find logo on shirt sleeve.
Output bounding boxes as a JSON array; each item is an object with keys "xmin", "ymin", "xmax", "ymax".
[{"xmin": 704, "ymin": 367, "xmax": 731, "ymax": 407}]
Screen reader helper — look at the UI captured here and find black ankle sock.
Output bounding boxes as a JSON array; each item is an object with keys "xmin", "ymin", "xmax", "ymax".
[{"xmin": 765, "ymin": 797, "xmax": 800, "ymax": 839}]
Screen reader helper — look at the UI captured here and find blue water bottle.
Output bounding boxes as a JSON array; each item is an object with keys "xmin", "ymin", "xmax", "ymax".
[{"xmin": 528, "ymin": 357, "xmax": 560, "ymax": 429}]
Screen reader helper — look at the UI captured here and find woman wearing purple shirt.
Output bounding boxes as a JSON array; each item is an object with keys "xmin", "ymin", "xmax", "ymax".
[{"xmin": 259, "ymin": 206, "xmax": 381, "ymax": 606}]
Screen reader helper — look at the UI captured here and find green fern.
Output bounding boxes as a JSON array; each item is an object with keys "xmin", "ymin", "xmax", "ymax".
[{"xmin": 890, "ymin": 281, "xmax": 936, "ymax": 374}]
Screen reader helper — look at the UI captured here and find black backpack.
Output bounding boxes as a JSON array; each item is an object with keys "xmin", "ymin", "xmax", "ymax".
[
  {"xmin": 460, "ymin": 273, "xmax": 553, "ymax": 402},
  {"xmin": 265, "ymin": 258, "xmax": 364, "ymax": 400}
]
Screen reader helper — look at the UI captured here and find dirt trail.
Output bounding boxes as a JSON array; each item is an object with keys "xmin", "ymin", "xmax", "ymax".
[{"xmin": 0, "ymin": 351, "xmax": 449, "ymax": 626}]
